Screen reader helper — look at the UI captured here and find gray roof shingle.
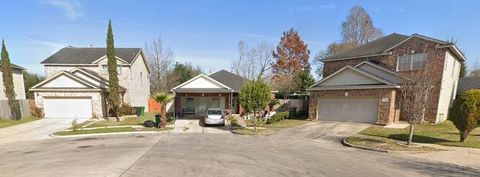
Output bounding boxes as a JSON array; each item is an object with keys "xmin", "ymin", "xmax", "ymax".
[
  {"xmin": 209, "ymin": 70, "xmax": 248, "ymax": 92},
  {"xmin": 41, "ymin": 47, "xmax": 142, "ymax": 64},
  {"xmin": 322, "ymin": 33, "xmax": 409, "ymax": 61},
  {"xmin": 0, "ymin": 60, "xmax": 25, "ymax": 70},
  {"xmin": 457, "ymin": 77, "xmax": 480, "ymax": 95}
]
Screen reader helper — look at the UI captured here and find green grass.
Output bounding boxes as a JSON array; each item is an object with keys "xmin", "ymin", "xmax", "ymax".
[
  {"xmin": 0, "ymin": 116, "xmax": 41, "ymax": 128},
  {"xmin": 53, "ymin": 127, "xmax": 173, "ymax": 136},
  {"xmin": 359, "ymin": 120, "xmax": 480, "ymax": 148},
  {"xmin": 233, "ymin": 118, "xmax": 311, "ymax": 135},
  {"xmin": 346, "ymin": 135, "xmax": 441, "ymax": 151},
  {"xmin": 85, "ymin": 112, "xmax": 168, "ymax": 128}
]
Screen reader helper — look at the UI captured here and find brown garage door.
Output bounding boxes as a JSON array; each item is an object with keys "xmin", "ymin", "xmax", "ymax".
[{"xmin": 318, "ymin": 97, "xmax": 379, "ymax": 123}]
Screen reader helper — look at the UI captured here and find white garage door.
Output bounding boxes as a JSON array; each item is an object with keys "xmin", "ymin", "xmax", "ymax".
[
  {"xmin": 43, "ymin": 97, "xmax": 93, "ymax": 118},
  {"xmin": 318, "ymin": 97, "xmax": 379, "ymax": 123}
]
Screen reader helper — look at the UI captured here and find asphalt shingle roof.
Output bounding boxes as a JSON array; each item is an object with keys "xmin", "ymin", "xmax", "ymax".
[
  {"xmin": 41, "ymin": 47, "xmax": 142, "ymax": 64},
  {"xmin": 322, "ymin": 33, "xmax": 409, "ymax": 61},
  {"xmin": 209, "ymin": 70, "xmax": 248, "ymax": 92},
  {"xmin": 0, "ymin": 60, "xmax": 25, "ymax": 70},
  {"xmin": 457, "ymin": 77, "xmax": 480, "ymax": 95}
]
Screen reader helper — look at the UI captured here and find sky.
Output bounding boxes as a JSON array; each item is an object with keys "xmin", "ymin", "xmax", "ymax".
[{"xmin": 1, "ymin": 0, "xmax": 480, "ymax": 76}]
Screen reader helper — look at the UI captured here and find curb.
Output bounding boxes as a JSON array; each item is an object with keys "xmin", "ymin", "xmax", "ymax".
[
  {"xmin": 50, "ymin": 130, "xmax": 171, "ymax": 138},
  {"xmin": 341, "ymin": 138, "xmax": 389, "ymax": 153}
]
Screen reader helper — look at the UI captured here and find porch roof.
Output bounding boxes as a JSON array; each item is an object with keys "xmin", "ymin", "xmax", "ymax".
[{"xmin": 173, "ymin": 88, "xmax": 233, "ymax": 93}]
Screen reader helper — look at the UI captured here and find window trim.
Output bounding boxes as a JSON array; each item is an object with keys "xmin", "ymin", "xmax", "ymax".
[{"xmin": 396, "ymin": 53, "xmax": 427, "ymax": 71}]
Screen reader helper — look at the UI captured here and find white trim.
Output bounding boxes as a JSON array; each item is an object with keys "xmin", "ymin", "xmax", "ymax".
[
  {"xmin": 321, "ymin": 52, "xmax": 391, "ymax": 61},
  {"xmin": 29, "ymin": 88, "xmax": 102, "ymax": 92},
  {"xmin": 170, "ymin": 74, "xmax": 234, "ymax": 92},
  {"xmin": 383, "ymin": 34, "xmax": 447, "ymax": 53},
  {"xmin": 308, "ymin": 85, "xmax": 399, "ymax": 91},
  {"xmin": 30, "ymin": 71, "xmax": 98, "ymax": 89},
  {"xmin": 71, "ymin": 68, "xmax": 107, "ymax": 84},
  {"xmin": 436, "ymin": 44, "xmax": 466, "ymax": 61},
  {"xmin": 310, "ymin": 66, "xmax": 396, "ymax": 88}
]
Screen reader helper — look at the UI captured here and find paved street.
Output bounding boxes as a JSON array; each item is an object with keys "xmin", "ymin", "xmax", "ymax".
[{"xmin": 0, "ymin": 122, "xmax": 479, "ymax": 177}]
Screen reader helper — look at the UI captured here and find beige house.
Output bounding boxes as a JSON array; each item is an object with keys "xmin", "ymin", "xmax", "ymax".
[
  {"xmin": 309, "ymin": 33, "xmax": 464, "ymax": 125},
  {"xmin": 30, "ymin": 47, "xmax": 150, "ymax": 119},
  {"xmin": 0, "ymin": 62, "xmax": 27, "ymax": 118}
]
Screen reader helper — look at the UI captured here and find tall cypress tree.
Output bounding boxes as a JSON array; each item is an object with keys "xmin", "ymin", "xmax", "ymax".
[
  {"xmin": 1, "ymin": 40, "xmax": 20, "ymax": 120},
  {"xmin": 106, "ymin": 20, "xmax": 121, "ymax": 121}
]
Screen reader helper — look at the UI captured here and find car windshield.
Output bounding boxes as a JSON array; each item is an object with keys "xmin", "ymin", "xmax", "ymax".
[{"xmin": 208, "ymin": 110, "xmax": 222, "ymax": 115}]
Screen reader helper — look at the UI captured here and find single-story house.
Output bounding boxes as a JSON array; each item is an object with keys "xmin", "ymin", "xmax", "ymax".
[{"xmin": 171, "ymin": 70, "xmax": 247, "ymax": 117}]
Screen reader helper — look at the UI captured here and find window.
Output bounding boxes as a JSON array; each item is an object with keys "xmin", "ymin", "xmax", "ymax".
[
  {"xmin": 397, "ymin": 53, "xmax": 427, "ymax": 71},
  {"xmin": 186, "ymin": 98, "xmax": 194, "ymax": 111},
  {"xmin": 101, "ymin": 65, "xmax": 122, "ymax": 74},
  {"xmin": 211, "ymin": 97, "xmax": 220, "ymax": 108}
]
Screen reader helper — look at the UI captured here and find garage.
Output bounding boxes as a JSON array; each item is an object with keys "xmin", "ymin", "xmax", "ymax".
[
  {"xmin": 318, "ymin": 97, "xmax": 379, "ymax": 123},
  {"xmin": 43, "ymin": 97, "xmax": 93, "ymax": 118}
]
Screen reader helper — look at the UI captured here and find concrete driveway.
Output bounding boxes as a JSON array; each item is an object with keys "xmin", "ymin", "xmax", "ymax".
[
  {"xmin": 0, "ymin": 121, "xmax": 478, "ymax": 177},
  {"xmin": 0, "ymin": 118, "xmax": 87, "ymax": 145}
]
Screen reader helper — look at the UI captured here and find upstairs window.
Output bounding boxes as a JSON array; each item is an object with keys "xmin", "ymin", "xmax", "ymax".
[
  {"xmin": 101, "ymin": 65, "xmax": 122, "ymax": 75},
  {"xmin": 397, "ymin": 53, "xmax": 428, "ymax": 71}
]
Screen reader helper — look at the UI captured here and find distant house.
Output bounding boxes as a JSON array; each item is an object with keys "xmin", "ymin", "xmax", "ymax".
[
  {"xmin": 171, "ymin": 70, "xmax": 247, "ymax": 117},
  {"xmin": 457, "ymin": 77, "xmax": 480, "ymax": 95},
  {"xmin": 30, "ymin": 47, "xmax": 150, "ymax": 119},
  {"xmin": 309, "ymin": 33, "xmax": 464, "ymax": 125},
  {"xmin": 0, "ymin": 61, "xmax": 27, "ymax": 118}
]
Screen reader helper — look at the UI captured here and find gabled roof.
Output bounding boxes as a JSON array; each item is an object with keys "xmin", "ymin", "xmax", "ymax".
[
  {"xmin": 309, "ymin": 62, "xmax": 400, "ymax": 91},
  {"xmin": 171, "ymin": 74, "xmax": 234, "ymax": 93},
  {"xmin": 30, "ymin": 68, "xmax": 125, "ymax": 91},
  {"xmin": 41, "ymin": 47, "xmax": 142, "ymax": 64},
  {"xmin": 0, "ymin": 60, "xmax": 26, "ymax": 70},
  {"xmin": 322, "ymin": 33, "xmax": 465, "ymax": 62},
  {"xmin": 209, "ymin": 70, "xmax": 248, "ymax": 92}
]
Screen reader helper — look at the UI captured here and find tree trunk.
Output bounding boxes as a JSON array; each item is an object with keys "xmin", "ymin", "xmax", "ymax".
[
  {"xmin": 253, "ymin": 110, "xmax": 257, "ymax": 134},
  {"xmin": 407, "ymin": 124, "xmax": 414, "ymax": 145},
  {"xmin": 460, "ymin": 130, "xmax": 470, "ymax": 142},
  {"xmin": 161, "ymin": 106, "xmax": 167, "ymax": 126}
]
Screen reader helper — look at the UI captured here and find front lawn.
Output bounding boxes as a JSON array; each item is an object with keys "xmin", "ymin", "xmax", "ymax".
[
  {"xmin": 232, "ymin": 118, "xmax": 311, "ymax": 135},
  {"xmin": 0, "ymin": 116, "xmax": 41, "ymax": 128},
  {"xmin": 85, "ymin": 112, "xmax": 169, "ymax": 128},
  {"xmin": 53, "ymin": 127, "xmax": 172, "ymax": 136},
  {"xmin": 359, "ymin": 121, "xmax": 480, "ymax": 149}
]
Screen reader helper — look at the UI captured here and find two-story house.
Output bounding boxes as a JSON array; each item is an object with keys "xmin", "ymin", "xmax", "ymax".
[
  {"xmin": 0, "ymin": 61, "xmax": 27, "ymax": 118},
  {"xmin": 30, "ymin": 47, "xmax": 150, "ymax": 119},
  {"xmin": 308, "ymin": 33, "xmax": 465, "ymax": 125}
]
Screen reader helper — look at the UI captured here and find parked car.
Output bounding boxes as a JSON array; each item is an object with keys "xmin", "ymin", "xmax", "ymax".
[{"xmin": 204, "ymin": 108, "xmax": 225, "ymax": 126}]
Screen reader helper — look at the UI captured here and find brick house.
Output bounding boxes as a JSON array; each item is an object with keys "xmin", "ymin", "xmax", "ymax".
[
  {"xmin": 308, "ymin": 33, "xmax": 465, "ymax": 125},
  {"xmin": 171, "ymin": 70, "xmax": 247, "ymax": 118},
  {"xmin": 30, "ymin": 47, "xmax": 150, "ymax": 118}
]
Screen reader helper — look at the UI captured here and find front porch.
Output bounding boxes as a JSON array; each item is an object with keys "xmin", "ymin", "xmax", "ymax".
[{"xmin": 173, "ymin": 92, "xmax": 241, "ymax": 118}]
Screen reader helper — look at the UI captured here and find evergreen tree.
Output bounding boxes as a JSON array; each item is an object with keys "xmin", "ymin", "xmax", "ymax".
[
  {"xmin": 459, "ymin": 62, "xmax": 467, "ymax": 77},
  {"xmin": 106, "ymin": 20, "xmax": 121, "ymax": 121},
  {"xmin": 1, "ymin": 40, "xmax": 20, "ymax": 120}
]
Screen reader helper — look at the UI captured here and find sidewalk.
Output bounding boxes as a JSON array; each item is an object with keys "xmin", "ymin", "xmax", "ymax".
[{"xmin": 405, "ymin": 143, "xmax": 480, "ymax": 170}]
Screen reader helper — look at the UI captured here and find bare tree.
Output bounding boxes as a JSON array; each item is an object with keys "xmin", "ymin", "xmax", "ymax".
[
  {"xmin": 398, "ymin": 47, "xmax": 442, "ymax": 145},
  {"xmin": 231, "ymin": 41, "xmax": 274, "ymax": 80},
  {"xmin": 470, "ymin": 58, "xmax": 480, "ymax": 77},
  {"xmin": 341, "ymin": 4, "xmax": 383, "ymax": 45},
  {"xmin": 144, "ymin": 37, "xmax": 174, "ymax": 94}
]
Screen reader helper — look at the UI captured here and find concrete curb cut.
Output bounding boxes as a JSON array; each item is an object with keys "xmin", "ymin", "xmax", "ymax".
[
  {"xmin": 341, "ymin": 138, "xmax": 389, "ymax": 153},
  {"xmin": 50, "ymin": 130, "xmax": 171, "ymax": 138}
]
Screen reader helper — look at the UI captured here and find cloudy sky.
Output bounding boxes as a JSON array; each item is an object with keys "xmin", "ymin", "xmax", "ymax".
[{"xmin": 1, "ymin": 0, "xmax": 479, "ymax": 75}]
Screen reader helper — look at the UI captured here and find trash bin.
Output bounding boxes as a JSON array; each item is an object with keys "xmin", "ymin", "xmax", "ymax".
[
  {"xmin": 138, "ymin": 107, "xmax": 145, "ymax": 116},
  {"xmin": 155, "ymin": 114, "xmax": 162, "ymax": 127}
]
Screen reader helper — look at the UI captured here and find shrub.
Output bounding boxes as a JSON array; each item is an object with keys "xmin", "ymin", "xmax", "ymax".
[
  {"xmin": 166, "ymin": 112, "xmax": 175, "ymax": 122},
  {"xmin": 267, "ymin": 112, "xmax": 289, "ymax": 124},
  {"xmin": 30, "ymin": 104, "xmax": 44, "ymax": 118},
  {"xmin": 449, "ymin": 89, "xmax": 480, "ymax": 142},
  {"xmin": 119, "ymin": 103, "xmax": 136, "ymax": 116}
]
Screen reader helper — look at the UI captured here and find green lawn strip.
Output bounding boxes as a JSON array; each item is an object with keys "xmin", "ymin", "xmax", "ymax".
[
  {"xmin": 0, "ymin": 116, "xmax": 41, "ymax": 128},
  {"xmin": 85, "ymin": 112, "xmax": 161, "ymax": 128},
  {"xmin": 53, "ymin": 127, "xmax": 172, "ymax": 136},
  {"xmin": 346, "ymin": 135, "xmax": 441, "ymax": 152},
  {"xmin": 359, "ymin": 120, "xmax": 480, "ymax": 149},
  {"xmin": 232, "ymin": 119, "xmax": 310, "ymax": 135}
]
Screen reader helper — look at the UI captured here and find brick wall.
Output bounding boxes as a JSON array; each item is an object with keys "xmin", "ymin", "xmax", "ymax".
[
  {"xmin": 309, "ymin": 88, "xmax": 397, "ymax": 125},
  {"xmin": 321, "ymin": 37, "xmax": 448, "ymax": 123}
]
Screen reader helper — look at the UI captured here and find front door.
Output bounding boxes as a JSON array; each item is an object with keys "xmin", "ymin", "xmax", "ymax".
[{"xmin": 232, "ymin": 97, "xmax": 238, "ymax": 114}]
